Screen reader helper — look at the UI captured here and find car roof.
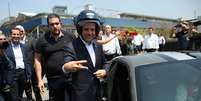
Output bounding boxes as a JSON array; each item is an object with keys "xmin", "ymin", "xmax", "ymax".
[{"xmin": 112, "ymin": 52, "xmax": 195, "ymax": 68}]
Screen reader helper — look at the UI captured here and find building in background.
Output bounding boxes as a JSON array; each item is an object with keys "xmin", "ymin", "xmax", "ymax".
[
  {"xmin": 53, "ymin": 6, "xmax": 68, "ymax": 15},
  {"xmin": 0, "ymin": 4, "xmax": 187, "ymax": 38}
]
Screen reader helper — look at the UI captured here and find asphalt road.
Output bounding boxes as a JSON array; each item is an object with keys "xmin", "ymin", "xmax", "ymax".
[{"xmin": 23, "ymin": 77, "xmax": 49, "ymax": 101}]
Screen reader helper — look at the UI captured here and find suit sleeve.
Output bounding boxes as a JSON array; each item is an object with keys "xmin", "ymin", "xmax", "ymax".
[
  {"xmin": 62, "ymin": 41, "xmax": 77, "ymax": 73},
  {"xmin": 64, "ymin": 41, "xmax": 76, "ymax": 63},
  {"xmin": 4, "ymin": 53, "xmax": 15, "ymax": 85},
  {"xmin": 22, "ymin": 44, "xmax": 32, "ymax": 80}
]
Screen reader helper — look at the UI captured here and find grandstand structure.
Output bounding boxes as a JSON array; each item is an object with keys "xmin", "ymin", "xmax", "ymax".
[{"xmin": 0, "ymin": 5, "xmax": 178, "ymax": 38}]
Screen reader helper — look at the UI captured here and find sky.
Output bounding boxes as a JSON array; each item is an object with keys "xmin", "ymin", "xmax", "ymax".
[{"xmin": 0, "ymin": 0, "xmax": 201, "ymax": 21}]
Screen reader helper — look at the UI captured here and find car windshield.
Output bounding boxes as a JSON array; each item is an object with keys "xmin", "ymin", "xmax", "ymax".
[{"xmin": 136, "ymin": 59, "xmax": 201, "ymax": 101}]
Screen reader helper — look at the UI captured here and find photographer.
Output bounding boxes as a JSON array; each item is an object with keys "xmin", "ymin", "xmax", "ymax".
[
  {"xmin": 0, "ymin": 33, "xmax": 13, "ymax": 101},
  {"xmin": 175, "ymin": 22, "xmax": 190, "ymax": 50}
]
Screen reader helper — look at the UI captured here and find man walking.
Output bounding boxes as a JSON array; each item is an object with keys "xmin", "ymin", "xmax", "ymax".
[
  {"xmin": 34, "ymin": 14, "xmax": 75, "ymax": 101},
  {"xmin": 63, "ymin": 9, "xmax": 109, "ymax": 101},
  {"xmin": 5, "ymin": 27, "xmax": 32, "ymax": 101}
]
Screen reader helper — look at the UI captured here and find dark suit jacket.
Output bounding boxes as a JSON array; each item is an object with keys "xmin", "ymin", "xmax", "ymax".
[
  {"xmin": 23, "ymin": 37, "xmax": 36, "ymax": 72},
  {"xmin": 5, "ymin": 42, "xmax": 32, "ymax": 80},
  {"xmin": 0, "ymin": 53, "xmax": 14, "ymax": 87},
  {"xmin": 64, "ymin": 37, "xmax": 109, "ymax": 101}
]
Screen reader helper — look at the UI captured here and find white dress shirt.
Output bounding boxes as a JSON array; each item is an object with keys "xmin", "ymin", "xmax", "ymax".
[
  {"xmin": 102, "ymin": 33, "xmax": 122, "ymax": 55},
  {"xmin": 80, "ymin": 37, "xmax": 96, "ymax": 67},
  {"xmin": 20, "ymin": 36, "xmax": 26, "ymax": 44},
  {"xmin": 62, "ymin": 37, "xmax": 96, "ymax": 73},
  {"xmin": 158, "ymin": 36, "xmax": 166, "ymax": 45},
  {"xmin": 142, "ymin": 33, "xmax": 159, "ymax": 49},
  {"xmin": 11, "ymin": 43, "xmax": 25, "ymax": 69},
  {"xmin": 132, "ymin": 34, "xmax": 144, "ymax": 46}
]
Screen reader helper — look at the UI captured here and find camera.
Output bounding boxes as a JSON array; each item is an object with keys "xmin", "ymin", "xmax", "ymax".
[{"xmin": 0, "ymin": 41, "xmax": 9, "ymax": 49}]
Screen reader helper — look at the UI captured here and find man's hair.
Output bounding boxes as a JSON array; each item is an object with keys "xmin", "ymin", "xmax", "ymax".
[
  {"xmin": 10, "ymin": 27, "xmax": 20, "ymax": 33},
  {"xmin": 148, "ymin": 27, "xmax": 154, "ymax": 30},
  {"xmin": 47, "ymin": 13, "xmax": 61, "ymax": 24},
  {"xmin": 104, "ymin": 25, "xmax": 111, "ymax": 28}
]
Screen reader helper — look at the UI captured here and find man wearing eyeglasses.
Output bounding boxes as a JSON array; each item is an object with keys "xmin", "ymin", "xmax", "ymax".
[{"xmin": 34, "ymin": 14, "xmax": 75, "ymax": 101}]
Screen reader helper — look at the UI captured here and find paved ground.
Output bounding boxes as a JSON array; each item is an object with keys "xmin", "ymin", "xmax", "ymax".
[{"xmin": 23, "ymin": 77, "xmax": 49, "ymax": 101}]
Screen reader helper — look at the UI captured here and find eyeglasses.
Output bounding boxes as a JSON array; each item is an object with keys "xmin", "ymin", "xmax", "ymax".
[
  {"xmin": 49, "ymin": 22, "xmax": 60, "ymax": 26},
  {"xmin": 0, "ymin": 38, "xmax": 6, "ymax": 40}
]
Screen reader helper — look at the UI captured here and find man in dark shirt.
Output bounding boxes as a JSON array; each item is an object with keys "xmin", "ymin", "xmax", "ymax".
[
  {"xmin": 34, "ymin": 14, "xmax": 75, "ymax": 101},
  {"xmin": 175, "ymin": 22, "xmax": 189, "ymax": 50}
]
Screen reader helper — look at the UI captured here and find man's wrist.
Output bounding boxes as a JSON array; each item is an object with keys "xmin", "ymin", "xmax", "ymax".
[{"xmin": 62, "ymin": 65, "xmax": 70, "ymax": 73}]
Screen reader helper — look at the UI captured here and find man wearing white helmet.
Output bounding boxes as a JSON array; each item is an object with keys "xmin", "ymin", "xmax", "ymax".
[
  {"xmin": 0, "ymin": 30, "xmax": 3, "ymax": 34},
  {"xmin": 15, "ymin": 25, "xmax": 27, "ymax": 44}
]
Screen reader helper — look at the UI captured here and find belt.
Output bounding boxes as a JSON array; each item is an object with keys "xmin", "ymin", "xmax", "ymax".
[
  {"xmin": 15, "ymin": 68, "xmax": 24, "ymax": 72},
  {"xmin": 145, "ymin": 49, "xmax": 157, "ymax": 52}
]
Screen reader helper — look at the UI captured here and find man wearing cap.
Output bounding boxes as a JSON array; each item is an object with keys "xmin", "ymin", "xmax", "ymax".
[
  {"xmin": 0, "ymin": 30, "xmax": 3, "ymax": 34},
  {"xmin": 16, "ymin": 25, "xmax": 41, "ymax": 101},
  {"xmin": 15, "ymin": 25, "xmax": 27, "ymax": 44}
]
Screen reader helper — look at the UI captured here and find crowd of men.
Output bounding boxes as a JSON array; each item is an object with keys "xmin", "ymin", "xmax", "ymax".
[{"xmin": 0, "ymin": 9, "xmax": 170, "ymax": 101}]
